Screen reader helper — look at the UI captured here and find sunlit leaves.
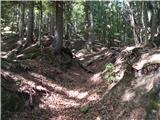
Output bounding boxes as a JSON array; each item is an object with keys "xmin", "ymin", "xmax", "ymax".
[{"xmin": 71, "ymin": 1, "xmax": 85, "ymax": 30}]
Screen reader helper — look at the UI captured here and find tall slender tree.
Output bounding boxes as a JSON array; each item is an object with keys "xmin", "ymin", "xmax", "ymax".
[
  {"xmin": 127, "ymin": 2, "xmax": 140, "ymax": 45},
  {"xmin": 84, "ymin": 1, "xmax": 90, "ymax": 42},
  {"xmin": 53, "ymin": 1, "xmax": 63, "ymax": 55},
  {"xmin": 19, "ymin": 1, "xmax": 25, "ymax": 41},
  {"xmin": 150, "ymin": 2, "xmax": 157, "ymax": 43},
  {"xmin": 26, "ymin": 1, "xmax": 34, "ymax": 47},
  {"xmin": 142, "ymin": 2, "xmax": 148, "ymax": 44},
  {"xmin": 38, "ymin": 1, "xmax": 43, "ymax": 44}
]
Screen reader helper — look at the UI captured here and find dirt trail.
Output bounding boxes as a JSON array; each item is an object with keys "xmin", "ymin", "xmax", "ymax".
[
  {"xmin": 8, "ymin": 55, "xmax": 110, "ymax": 120},
  {"xmin": 3, "ymin": 48, "xmax": 160, "ymax": 120}
]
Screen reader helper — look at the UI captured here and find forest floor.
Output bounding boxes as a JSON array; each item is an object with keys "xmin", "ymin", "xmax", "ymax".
[{"xmin": 1, "ymin": 35, "xmax": 160, "ymax": 120}]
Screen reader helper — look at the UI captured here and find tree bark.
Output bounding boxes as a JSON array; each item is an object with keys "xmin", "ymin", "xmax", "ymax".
[
  {"xmin": 65, "ymin": 1, "xmax": 72, "ymax": 40},
  {"xmin": 84, "ymin": 1, "xmax": 95, "ymax": 51},
  {"xmin": 150, "ymin": 3, "xmax": 157, "ymax": 43},
  {"xmin": 50, "ymin": 15, "xmax": 55, "ymax": 36},
  {"xmin": 26, "ymin": 1, "xmax": 34, "ymax": 47},
  {"xmin": 19, "ymin": 1, "xmax": 25, "ymax": 41},
  {"xmin": 38, "ymin": 1, "xmax": 42, "ymax": 44},
  {"xmin": 89, "ymin": 2, "xmax": 95, "ymax": 45},
  {"xmin": 84, "ymin": 1, "xmax": 90, "ymax": 42},
  {"xmin": 127, "ymin": 2, "xmax": 140, "ymax": 46},
  {"xmin": 53, "ymin": 1, "xmax": 63, "ymax": 55},
  {"xmin": 142, "ymin": 2, "xmax": 148, "ymax": 45}
]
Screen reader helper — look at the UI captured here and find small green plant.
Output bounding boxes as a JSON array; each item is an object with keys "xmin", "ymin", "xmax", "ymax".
[
  {"xmin": 104, "ymin": 63, "xmax": 116, "ymax": 81},
  {"xmin": 80, "ymin": 106, "xmax": 89, "ymax": 113}
]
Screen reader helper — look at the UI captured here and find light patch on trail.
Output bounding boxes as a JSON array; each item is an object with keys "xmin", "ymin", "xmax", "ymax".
[
  {"xmin": 122, "ymin": 89, "xmax": 135, "ymax": 101},
  {"xmin": 90, "ymin": 72, "xmax": 103, "ymax": 84},
  {"xmin": 87, "ymin": 93, "xmax": 100, "ymax": 101}
]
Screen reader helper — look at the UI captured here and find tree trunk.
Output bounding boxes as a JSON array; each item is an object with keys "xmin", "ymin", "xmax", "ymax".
[
  {"xmin": 50, "ymin": 15, "xmax": 55, "ymax": 36},
  {"xmin": 38, "ymin": 1, "xmax": 42, "ymax": 44},
  {"xmin": 19, "ymin": 1, "xmax": 25, "ymax": 41},
  {"xmin": 127, "ymin": 2, "xmax": 140, "ymax": 46},
  {"xmin": 53, "ymin": 1, "xmax": 63, "ymax": 55},
  {"xmin": 84, "ymin": 1, "xmax": 90, "ymax": 42},
  {"xmin": 26, "ymin": 1, "xmax": 34, "ymax": 47},
  {"xmin": 142, "ymin": 2, "xmax": 148, "ymax": 45},
  {"xmin": 89, "ymin": 2, "xmax": 95, "ymax": 45},
  {"xmin": 84, "ymin": 1, "xmax": 95, "ymax": 51},
  {"xmin": 65, "ymin": 1, "xmax": 72, "ymax": 40},
  {"xmin": 151, "ymin": 3, "xmax": 157, "ymax": 43}
]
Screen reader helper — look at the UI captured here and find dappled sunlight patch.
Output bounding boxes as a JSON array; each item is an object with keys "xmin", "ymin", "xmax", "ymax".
[
  {"xmin": 123, "ymin": 46, "xmax": 140, "ymax": 52},
  {"xmin": 145, "ymin": 79, "xmax": 154, "ymax": 92},
  {"xmin": 114, "ymin": 59, "xmax": 126, "ymax": 81},
  {"xmin": 36, "ymin": 85, "xmax": 48, "ymax": 92},
  {"xmin": 90, "ymin": 72, "xmax": 103, "ymax": 84},
  {"xmin": 38, "ymin": 104, "xmax": 46, "ymax": 109},
  {"xmin": 115, "ymin": 69, "xmax": 125, "ymax": 81},
  {"xmin": 101, "ymin": 47, "xmax": 107, "ymax": 50},
  {"xmin": 133, "ymin": 60, "xmax": 147, "ymax": 70},
  {"xmin": 4, "ymin": 26, "xmax": 11, "ymax": 31},
  {"xmin": 54, "ymin": 115, "xmax": 72, "ymax": 120},
  {"xmin": 1, "ymin": 51, "xmax": 7, "ymax": 56},
  {"xmin": 41, "ymin": 93, "xmax": 80, "ymax": 109},
  {"xmin": 121, "ymin": 71, "xmax": 160, "ymax": 103},
  {"xmin": 30, "ymin": 72, "xmax": 46, "ymax": 78},
  {"xmin": 2, "ymin": 26, "xmax": 16, "ymax": 34},
  {"xmin": 134, "ymin": 73, "xmax": 160, "ymax": 91},
  {"xmin": 87, "ymin": 93, "xmax": 100, "ymax": 101},
  {"xmin": 121, "ymin": 89, "xmax": 135, "ymax": 102},
  {"xmin": 94, "ymin": 55, "xmax": 102, "ymax": 59},
  {"xmin": 67, "ymin": 90, "xmax": 88, "ymax": 99},
  {"xmin": 76, "ymin": 52, "xmax": 84, "ymax": 58},
  {"xmin": 116, "ymin": 57, "xmax": 124, "ymax": 65},
  {"xmin": 16, "ymin": 54, "xmax": 24, "ymax": 58},
  {"xmin": 30, "ymin": 72, "xmax": 89, "ymax": 100},
  {"xmin": 20, "ymin": 81, "xmax": 36, "ymax": 92},
  {"xmin": 95, "ymin": 116, "xmax": 102, "ymax": 120},
  {"xmin": 79, "ymin": 57, "xmax": 85, "ymax": 60},
  {"xmin": 104, "ymin": 51, "xmax": 112, "ymax": 56},
  {"xmin": 3, "ymin": 70, "xmax": 10, "ymax": 76},
  {"xmin": 16, "ymin": 40, "xmax": 23, "ymax": 45}
]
